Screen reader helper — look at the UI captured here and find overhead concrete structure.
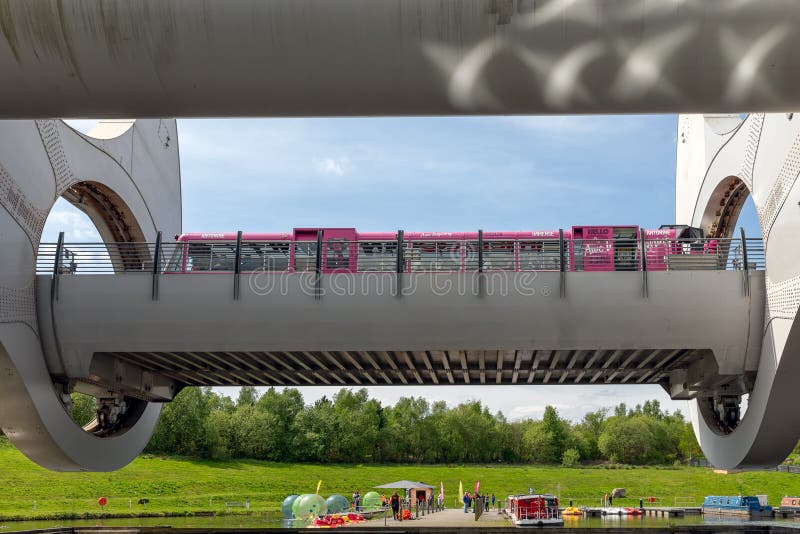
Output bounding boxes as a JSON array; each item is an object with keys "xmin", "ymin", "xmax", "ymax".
[
  {"xmin": 676, "ymin": 113, "xmax": 800, "ymax": 469},
  {"xmin": 0, "ymin": 119, "xmax": 181, "ymax": 470},
  {"xmin": 1, "ymin": 0, "xmax": 800, "ymax": 472},
  {"xmin": 38, "ymin": 270, "xmax": 764, "ymax": 391},
  {"xmin": 2, "ymin": 0, "xmax": 800, "ymax": 118}
]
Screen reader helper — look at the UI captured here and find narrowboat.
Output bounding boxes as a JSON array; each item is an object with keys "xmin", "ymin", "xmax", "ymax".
[
  {"xmin": 780, "ymin": 497, "xmax": 800, "ymax": 509},
  {"xmin": 504, "ymin": 493, "xmax": 563, "ymax": 527},
  {"xmin": 702, "ymin": 495, "xmax": 772, "ymax": 518},
  {"xmin": 778, "ymin": 497, "xmax": 800, "ymax": 516}
]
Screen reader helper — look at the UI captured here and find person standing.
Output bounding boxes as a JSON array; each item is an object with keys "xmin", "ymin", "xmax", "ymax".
[
  {"xmin": 463, "ymin": 492, "xmax": 470, "ymax": 513},
  {"xmin": 352, "ymin": 490, "xmax": 361, "ymax": 511},
  {"xmin": 390, "ymin": 492, "xmax": 401, "ymax": 520},
  {"xmin": 491, "ymin": 493, "xmax": 496, "ymax": 510}
]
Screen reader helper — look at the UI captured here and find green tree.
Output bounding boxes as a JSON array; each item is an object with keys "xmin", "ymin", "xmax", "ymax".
[
  {"xmin": 228, "ymin": 404, "xmax": 277, "ymax": 459},
  {"xmin": 147, "ymin": 387, "xmax": 219, "ymax": 457},
  {"xmin": 574, "ymin": 408, "xmax": 607, "ymax": 460},
  {"xmin": 332, "ymin": 389, "xmax": 381, "ymax": 462},
  {"xmin": 237, "ymin": 386, "xmax": 259, "ymax": 407},
  {"xmin": 598, "ymin": 416, "xmax": 655, "ymax": 463},
  {"xmin": 382, "ymin": 396, "xmax": 430, "ymax": 462},
  {"xmin": 256, "ymin": 387, "xmax": 304, "ymax": 460},
  {"xmin": 293, "ymin": 397, "xmax": 336, "ymax": 461},
  {"xmin": 540, "ymin": 405, "xmax": 569, "ymax": 462},
  {"xmin": 642, "ymin": 399, "xmax": 663, "ymax": 419}
]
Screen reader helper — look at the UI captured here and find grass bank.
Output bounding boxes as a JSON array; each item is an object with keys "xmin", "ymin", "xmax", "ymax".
[{"xmin": 0, "ymin": 439, "xmax": 798, "ymax": 520}]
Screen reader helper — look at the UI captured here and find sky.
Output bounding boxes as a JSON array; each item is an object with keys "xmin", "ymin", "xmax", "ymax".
[{"xmin": 50, "ymin": 115, "xmax": 761, "ymax": 422}]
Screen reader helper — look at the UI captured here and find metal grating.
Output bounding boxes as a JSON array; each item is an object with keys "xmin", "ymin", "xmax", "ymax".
[{"xmin": 99, "ymin": 348, "xmax": 706, "ymax": 388}]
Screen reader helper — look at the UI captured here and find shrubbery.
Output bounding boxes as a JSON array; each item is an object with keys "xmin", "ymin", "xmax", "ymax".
[
  {"xmin": 561, "ymin": 448, "xmax": 581, "ymax": 467},
  {"xmin": 136, "ymin": 387, "xmax": 700, "ymax": 465}
]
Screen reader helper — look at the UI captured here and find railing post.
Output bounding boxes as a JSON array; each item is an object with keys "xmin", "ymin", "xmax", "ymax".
[
  {"xmin": 478, "ymin": 229, "xmax": 484, "ymax": 273},
  {"xmin": 395, "ymin": 230, "xmax": 404, "ymax": 297},
  {"xmin": 152, "ymin": 231, "xmax": 162, "ymax": 301},
  {"xmin": 315, "ymin": 229, "xmax": 323, "ymax": 300},
  {"xmin": 740, "ymin": 227, "xmax": 749, "ymax": 297},
  {"xmin": 640, "ymin": 229, "xmax": 648, "ymax": 298},
  {"xmin": 51, "ymin": 231, "xmax": 65, "ymax": 302},
  {"xmin": 559, "ymin": 228, "xmax": 566, "ymax": 298},
  {"xmin": 396, "ymin": 230, "xmax": 405, "ymax": 273},
  {"xmin": 233, "ymin": 230, "xmax": 243, "ymax": 300}
]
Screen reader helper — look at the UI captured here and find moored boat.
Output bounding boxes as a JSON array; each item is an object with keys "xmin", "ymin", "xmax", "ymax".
[
  {"xmin": 780, "ymin": 497, "xmax": 800, "ymax": 510},
  {"xmin": 778, "ymin": 497, "xmax": 800, "ymax": 516},
  {"xmin": 702, "ymin": 495, "xmax": 772, "ymax": 518},
  {"xmin": 504, "ymin": 493, "xmax": 564, "ymax": 527}
]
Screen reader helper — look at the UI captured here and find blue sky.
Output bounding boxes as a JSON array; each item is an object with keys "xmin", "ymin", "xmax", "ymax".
[{"xmin": 50, "ymin": 115, "xmax": 760, "ymax": 421}]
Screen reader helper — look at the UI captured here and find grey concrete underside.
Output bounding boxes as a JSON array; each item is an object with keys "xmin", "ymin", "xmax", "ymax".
[
  {"xmin": 2, "ymin": 0, "xmax": 800, "ymax": 117},
  {"xmin": 38, "ymin": 270, "xmax": 764, "ymax": 393}
]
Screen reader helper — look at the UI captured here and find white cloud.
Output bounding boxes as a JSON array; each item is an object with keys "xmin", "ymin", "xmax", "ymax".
[
  {"xmin": 41, "ymin": 202, "xmax": 101, "ymax": 242},
  {"xmin": 315, "ymin": 157, "xmax": 350, "ymax": 176}
]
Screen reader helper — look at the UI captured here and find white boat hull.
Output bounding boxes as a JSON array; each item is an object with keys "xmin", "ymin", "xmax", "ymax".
[{"xmin": 513, "ymin": 517, "xmax": 564, "ymax": 527}]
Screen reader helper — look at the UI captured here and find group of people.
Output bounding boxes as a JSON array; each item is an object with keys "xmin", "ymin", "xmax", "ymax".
[{"xmin": 462, "ymin": 491, "xmax": 497, "ymax": 513}]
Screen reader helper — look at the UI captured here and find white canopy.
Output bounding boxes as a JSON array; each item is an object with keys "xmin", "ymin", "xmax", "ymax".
[{"xmin": 374, "ymin": 480, "xmax": 435, "ymax": 490}]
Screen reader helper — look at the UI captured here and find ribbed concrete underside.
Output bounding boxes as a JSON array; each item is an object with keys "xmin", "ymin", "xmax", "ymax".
[{"xmin": 99, "ymin": 348, "xmax": 704, "ymax": 388}]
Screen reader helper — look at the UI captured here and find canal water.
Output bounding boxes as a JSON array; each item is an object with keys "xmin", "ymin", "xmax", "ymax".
[{"xmin": 1, "ymin": 514, "xmax": 799, "ymax": 531}]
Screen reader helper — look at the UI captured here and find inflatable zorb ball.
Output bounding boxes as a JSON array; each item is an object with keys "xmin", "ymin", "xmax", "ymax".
[
  {"xmin": 325, "ymin": 494, "xmax": 350, "ymax": 514},
  {"xmin": 292, "ymin": 494, "xmax": 311, "ymax": 518},
  {"xmin": 294, "ymin": 494, "xmax": 327, "ymax": 519},
  {"xmin": 362, "ymin": 491, "xmax": 381, "ymax": 509},
  {"xmin": 282, "ymin": 495, "xmax": 299, "ymax": 518}
]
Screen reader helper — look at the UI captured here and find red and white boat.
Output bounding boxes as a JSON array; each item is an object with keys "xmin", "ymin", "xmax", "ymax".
[{"xmin": 504, "ymin": 493, "xmax": 563, "ymax": 527}]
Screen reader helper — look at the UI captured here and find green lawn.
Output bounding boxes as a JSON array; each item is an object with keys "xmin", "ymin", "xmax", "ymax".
[{"xmin": 0, "ymin": 438, "xmax": 798, "ymax": 520}]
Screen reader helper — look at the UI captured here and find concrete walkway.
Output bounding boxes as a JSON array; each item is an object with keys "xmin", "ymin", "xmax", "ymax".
[{"xmin": 351, "ymin": 508, "xmax": 511, "ymax": 528}]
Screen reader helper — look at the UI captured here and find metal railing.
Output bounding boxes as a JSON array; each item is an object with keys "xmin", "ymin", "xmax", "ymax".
[
  {"xmin": 37, "ymin": 242, "xmax": 182, "ymax": 274},
  {"xmin": 36, "ymin": 236, "xmax": 766, "ymax": 275},
  {"xmin": 514, "ymin": 506, "xmax": 561, "ymax": 521}
]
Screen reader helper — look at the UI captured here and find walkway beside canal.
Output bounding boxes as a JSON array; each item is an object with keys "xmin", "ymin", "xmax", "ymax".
[{"xmin": 351, "ymin": 508, "xmax": 510, "ymax": 528}]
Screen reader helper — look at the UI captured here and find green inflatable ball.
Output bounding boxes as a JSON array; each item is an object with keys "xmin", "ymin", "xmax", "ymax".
[
  {"xmin": 325, "ymin": 494, "xmax": 350, "ymax": 514},
  {"xmin": 282, "ymin": 495, "xmax": 299, "ymax": 519},
  {"xmin": 362, "ymin": 491, "xmax": 381, "ymax": 509},
  {"xmin": 292, "ymin": 494, "xmax": 312, "ymax": 518},
  {"xmin": 295, "ymin": 493, "xmax": 327, "ymax": 519}
]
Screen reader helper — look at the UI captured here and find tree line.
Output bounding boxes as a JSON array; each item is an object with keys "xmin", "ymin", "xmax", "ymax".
[{"xmin": 70, "ymin": 387, "xmax": 705, "ymax": 465}]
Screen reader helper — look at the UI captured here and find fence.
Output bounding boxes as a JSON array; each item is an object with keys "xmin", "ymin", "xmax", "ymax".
[{"xmin": 37, "ymin": 236, "xmax": 766, "ymax": 275}]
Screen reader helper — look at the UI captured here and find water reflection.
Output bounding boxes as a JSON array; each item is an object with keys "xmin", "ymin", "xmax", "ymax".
[{"xmin": 0, "ymin": 513, "xmax": 798, "ymax": 531}]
